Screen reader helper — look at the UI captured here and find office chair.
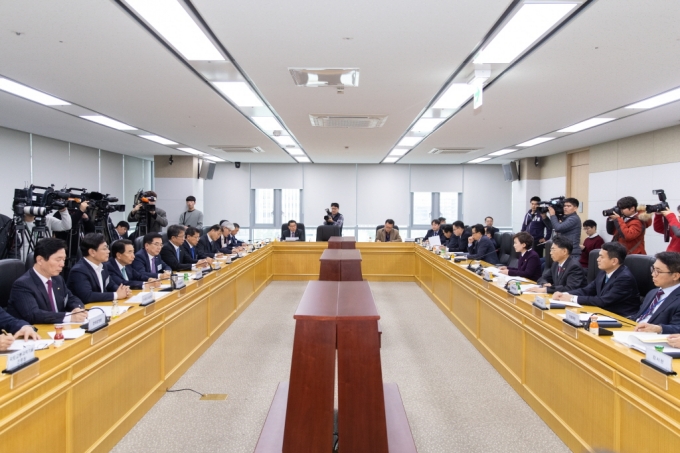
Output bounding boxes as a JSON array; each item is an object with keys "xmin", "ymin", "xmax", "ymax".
[
  {"xmin": 587, "ymin": 249, "xmax": 600, "ymax": 284},
  {"xmin": 624, "ymin": 254, "xmax": 656, "ymax": 299},
  {"xmin": 24, "ymin": 252, "xmax": 35, "ymax": 272},
  {"xmin": 281, "ymin": 223, "xmax": 306, "ymax": 242},
  {"xmin": 0, "ymin": 259, "xmax": 27, "ymax": 308},
  {"xmin": 498, "ymin": 233, "xmax": 514, "ymax": 265},
  {"xmin": 134, "ymin": 236, "xmax": 144, "ymax": 253},
  {"xmin": 316, "ymin": 225, "xmax": 341, "ymax": 242}
]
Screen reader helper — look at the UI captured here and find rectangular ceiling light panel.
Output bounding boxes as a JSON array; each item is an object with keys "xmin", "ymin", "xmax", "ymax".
[
  {"xmin": 287, "ymin": 148, "xmax": 304, "ymax": 156},
  {"xmin": 274, "ymin": 136, "xmax": 296, "ymax": 146},
  {"xmin": 81, "ymin": 115, "xmax": 136, "ymax": 130},
  {"xmin": 398, "ymin": 136, "xmax": 424, "ymax": 147},
  {"xmin": 140, "ymin": 134, "xmax": 177, "ymax": 145},
  {"xmin": 558, "ymin": 117, "xmax": 615, "ymax": 133},
  {"xmin": 433, "ymin": 83, "xmax": 473, "ymax": 109},
  {"xmin": 178, "ymin": 147, "xmax": 207, "ymax": 155},
  {"xmin": 517, "ymin": 136, "xmax": 555, "ymax": 147},
  {"xmin": 203, "ymin": 155, "xmax": 225, "ymax": 162},
  {"xmin": 289, "ymin": 68, "xmax": 359, "ymax": 87},
  {"xmin": 468, "ymin": 157, "xmax": 491, "ymax": 163},
  {"xmin": 411, "ymin": 117, "xmax": 445, "ymax": 133},
  {"xmin": 126, "ymin": 0, "xmax": 224, "ymax": 61},
  {"xmin": 626, "ymin": 87, "xmax": 680, "ymax": 109},
  {"xmin": 474, "ymin": 3, "xmax": 578, "ymax": 64},
  {"xmin": 213, "ymin": 81, "xmax": 263, "ymax": 107},
  {"xmin": 383, "ymin": 157, "xmax": 399, "ymax": 163},
  {"xmin": 488, "ymin": 148, "xmax": 518, "ymax": 156},
  {"xmin": 252, "ymin": 116, "xmax": 283, "ymax": 131},
  {"xmin": 0, "ymin": 78, "xmax": 70, "ymax": 106},
  {"xmin": 295, "ymin": 156, "xmax": 311, "ymax": 163}
]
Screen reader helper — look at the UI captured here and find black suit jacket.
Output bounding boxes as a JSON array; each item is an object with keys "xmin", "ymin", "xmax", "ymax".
[
  {"xmin": 196, "ymin": 234, "xmax": 218, "ymax": 259},
  {"xmin": 634, "ymin": 286, "xmax": 680, "ymax": 334},
  {"xmin": 571, "ymin": 265, "xmax": 641, "ymax": 318},
  {"xmin": 160, "ymin": 242, "xmax": 193, "ymax": 271},
  {"xmin": 131, "ymin": 249, "xmax": 167, "ymax": 279},
  {"xmin": 447, "ymin": 229, "xmax": 471, "ymax": 253},
  {"xmin": 281, "ymin": 229, "xmax": 304, "ymax": 241},
  {"xmin": 67, "ymin": 258, "xmax": 118, "ymax": 303},
  {"xmin": 424, "ymin": 229, "xmax": 444, "ymax": 242},
  {"xmin": 7, "ymin": 269, "xmax": 84, "ymax": 324},
  {"xmin": 217, "ymin": 235, "xmax": 233, "ymax": 254},
  {"xmin": 0, "ymin": 306, "xmax": 29, "ymax": 334},
  {"xmin": 104, "ymin": 258, "xmax": 147, "ymax": 290},
  {"xmin": 537, "ymin": 256, "xmax": 587, "ymax": 294},
  {"xmin": 181, "ymin": 241, "xmax": 200, "ymax": 263}
]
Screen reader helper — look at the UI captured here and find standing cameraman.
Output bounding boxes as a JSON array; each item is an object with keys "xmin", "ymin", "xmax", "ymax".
[
  {"xmin": 655, "ymin": 206, "xmax": 680, "ymax": 253},
  {"xmin": 324, "ymin": 202, "xmax": 344, "ymax": 232},
  {"xmin": 127, "ymin": 191, "xmax": 168, "ymax": 234},
  {"xmin": 547, "ymin": 197, "xmax": 582, "ymax": 260},
  {"xmin": 521, "ymin": 196, "xmax": 552, "ymax": 257},
  {"xmin": 606, "ymin": 196, "xmax": 651, "ymax": 255}
]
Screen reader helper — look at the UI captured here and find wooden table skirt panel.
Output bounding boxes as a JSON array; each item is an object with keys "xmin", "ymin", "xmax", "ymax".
[
  {"xmin": 319, "ymin": 249, "xmax": 363, "ymax": 281},
  {"xmin": 328, "ymin": 236, "xmax": 357, "ymax": 249},
  {"xmin": 414, "ymin": 246, "xmax": 680, "ymax": 453}
]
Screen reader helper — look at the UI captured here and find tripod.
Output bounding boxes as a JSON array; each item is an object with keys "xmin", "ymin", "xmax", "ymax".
[{"xmin": 10, "ymin": 215, "xmax": 50, "ymax": 262}]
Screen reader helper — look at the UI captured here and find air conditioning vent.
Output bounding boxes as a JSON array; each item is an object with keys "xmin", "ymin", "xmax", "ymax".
[
  {"xmin": 309, "ymin": 114, "xmax": 387, "ymax": 129},
  {"xmin": 428, "ymin": 148, "xmax": 480, "ymax": 155},
  {"xmin": 289, "ymin": 68, "xmax": 359, "ymax": 87},
  {"xmin": 208, "ymin": 146, "xmax": 264, "ymax": 153}
]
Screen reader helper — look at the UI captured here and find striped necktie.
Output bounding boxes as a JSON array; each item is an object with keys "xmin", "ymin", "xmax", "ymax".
[{"xmin": 637, "ymin": 289, "xmax": 665, "ymax": 322}]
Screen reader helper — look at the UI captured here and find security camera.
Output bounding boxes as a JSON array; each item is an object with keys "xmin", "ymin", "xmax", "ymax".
[
  {"xmin": 169, "ymin": 156, "xmax": 174, "ymax": 165},
  {"xmin": 235, "ymin": 162, "xmax": 241, "ymax": 169}
]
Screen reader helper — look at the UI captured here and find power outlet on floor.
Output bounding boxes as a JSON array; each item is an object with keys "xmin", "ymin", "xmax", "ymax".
[{"xmin": 200, "ymin": 394, "xmax": 228, "ymax": 401}]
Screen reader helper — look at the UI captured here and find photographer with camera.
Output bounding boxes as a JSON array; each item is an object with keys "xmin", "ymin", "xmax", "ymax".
[
  {"xmin": 521, "ymin": 196, "xmax": 552, "ymax": 257},
  {"xmin": 127, "ymin": 190, "xmax": 168, "ymax": 234},
  {"xmin": 324, "ymin": 203, "xmax": 344, "ymax": 232},
  {"xmin": 605, "ymin": 196, "xmax": 651, "ymax": 255},
  {"xmin": 546, "ymin": 197, "xmax": 582, "ymax": 260},
  {"xmin": 20, "ymin": 206, "xmax": 72, "ymax": 261},
  {"xmin": 654, "ymin": 206, "xmax": 680, "ymax": 252}
]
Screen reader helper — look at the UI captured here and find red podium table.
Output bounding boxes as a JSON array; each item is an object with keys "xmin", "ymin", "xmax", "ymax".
[
  {"xmin": 319, "ymin": 249, "xmax": 363, "ymax": 281},
  {"xmin": 328, "ymin": 236, "xmax": 356, "ymax": 249}
]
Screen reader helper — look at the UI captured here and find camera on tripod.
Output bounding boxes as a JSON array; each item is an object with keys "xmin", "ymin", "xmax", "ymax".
[
  {"xmin": 645, "ymin": 189, "xmax": 669, "ymax": 213},
  {"xmin": 12, "ymin": 185, "xmax": 71, "ymax": 217},
  {"xmin": 134, "ymin": 190, "xmax": 156, "ymax": 211},
  {"xmin": 86, "ymin": 191, "xmax": 126, "ymax": 214},
  {"xmin": 537, "ymin": 196, "xmax": 566, "ymax": 220}
]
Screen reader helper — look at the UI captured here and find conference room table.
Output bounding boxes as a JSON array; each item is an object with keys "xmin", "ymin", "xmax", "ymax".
[{"xmin": 2, "ymin": 242, "xmax": 679, "ymax": 452}]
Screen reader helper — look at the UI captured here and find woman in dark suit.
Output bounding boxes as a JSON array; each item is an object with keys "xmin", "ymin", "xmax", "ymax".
[{"xmin": 499, "ymin": 231, "xmax": 542, "ymax": 282}]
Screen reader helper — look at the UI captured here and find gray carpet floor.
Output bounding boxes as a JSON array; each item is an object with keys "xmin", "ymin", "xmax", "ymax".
[{"xmin": 112, "ymin": 282, "xmax": 570, "ymax": 453}]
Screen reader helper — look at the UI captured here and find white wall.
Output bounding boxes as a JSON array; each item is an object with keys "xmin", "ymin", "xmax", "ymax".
[
  {"xmin": 511, "ymin": 178, "xmax": 540, "ymax": 232},
  {"xmin": 462, "ymin": 164, "xmax": 512, "ymax": 227},
  {"xmin": 590, "ymin": 162, "xmax": 680, "ymax": 256},
  {"xmin": 203, "ymin": 163, "xmax": 251, "ymax": 227},
  {"xmin": 539, "ymin": 177, "xmax": 566, "ymax": 201}
]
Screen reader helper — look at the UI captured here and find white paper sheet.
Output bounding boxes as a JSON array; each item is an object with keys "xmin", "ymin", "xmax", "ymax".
[
  {"xmin": 48, "ymin": 328, "xmax": 85, "ymax": 340},
  {"xmin": 3, "ymin": 339, "xmax": 54, "ymax": 352},
  {"xmin": 89, "ymin": 306, "xmax": 130, "ymax": 317}
]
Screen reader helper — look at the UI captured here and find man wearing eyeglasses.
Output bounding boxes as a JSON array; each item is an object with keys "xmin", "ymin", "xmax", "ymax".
[
  {"xmin": 132, "ymin": 233, "xmax": 169, "ymax": 279},
  {"xmin": 633, "ymin": 252, "xmax": 680, "ymax": 334}
]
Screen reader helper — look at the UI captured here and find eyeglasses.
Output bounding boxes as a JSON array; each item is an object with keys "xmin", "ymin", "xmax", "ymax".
[
  {"xmin": 651, "ymin": 266, "xmax": 674, "ymax": 275},
  {"xmin": 151, "ymin": 242, "xmax": 163, "ymax": 247}
]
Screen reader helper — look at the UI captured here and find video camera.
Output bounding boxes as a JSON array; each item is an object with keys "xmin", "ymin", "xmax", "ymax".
[
  {"xmin": 645, "ymin": 189, "xmax": 669, "ymax": 214},
  {"xmin": 133, "ymin": 189, "xmax": 156, "ymax": 209},
  {"xmin": 86, "ymin": 191, "xmax": 125, "ymax": 214},
  {"xmin": 12, "ymin": 185, "xmax": 71, "ymax": 217},
  {"xmin": 538, "ymin": 196, "xmax": 566, "ymax": 220}
]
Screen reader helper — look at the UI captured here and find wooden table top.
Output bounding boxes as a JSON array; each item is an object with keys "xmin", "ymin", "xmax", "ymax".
[
  {"xmin": 295, "ymin": 281, "xmax": 379, "ymax": 320},
  {"xmin": 319, "ymin": 249, "xmax": 362, "ymax": 261}
]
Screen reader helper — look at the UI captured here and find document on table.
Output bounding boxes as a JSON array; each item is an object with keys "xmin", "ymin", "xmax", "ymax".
[
  {"xmin": 0, "ymin": 339, "xmax": 54, "ymax": 353},
  {"xmin": 429, "ymin": 236, "xmax": 441, "ymax": 246},
  {"xmin": 125, "ymin": 291, "xmax": 171, "ymax": 304},
  {"xmin": 559, "ymin": 313, "xmax": 618, "ymax": 323},
  {"xmin": 612, "ymin": 332, "xmax": 680, "ymax": 354},
  {"xmin": 549, "ymin": 298, "xmax": 582, "ymax": 308},
  {"xmin": 48, "ymin": 328, "xmax": 85, "ymax": 340},
  {"xmin": 89, "ymin": 306, "xmax": 130, "ymax": 317}
]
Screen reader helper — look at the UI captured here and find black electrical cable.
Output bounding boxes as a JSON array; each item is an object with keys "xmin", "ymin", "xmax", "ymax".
[{"xmin": 166, "ymin": 388, "xmax": 205, "ymax": 397}]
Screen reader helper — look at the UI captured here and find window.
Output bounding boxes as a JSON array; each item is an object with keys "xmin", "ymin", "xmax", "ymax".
[
  {"xmin": 252, "ymin": 189, "xmax": 302, "ymax": 240},
  {"xmin": 412, "ymin": 192, "xmax": 432, "ymax": 225},
  {"xmin": 410, "ymin": 192, "xmax": 461, "ymax": 237}
]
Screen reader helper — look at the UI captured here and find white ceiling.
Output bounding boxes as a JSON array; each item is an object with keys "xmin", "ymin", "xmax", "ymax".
[{"xmin": 0, "ymin": 0, "xmax": 679, "ymax": 164}]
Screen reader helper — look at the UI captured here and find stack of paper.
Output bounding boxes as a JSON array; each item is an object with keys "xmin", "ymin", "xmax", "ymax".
[
  {"xmin": 549, "ymin": 298, "xmax": 582, "ymax": 308},
  {"xmin": 612, "ymin": 332, "xmax": 680, "ymax": 354},
  {"xmin": 125, "ymin": 291, "xmax": 170, "ymax": 304},
  {"xmin": 89, "ymin": 306, "xmax": 130, "ymax": 317},
  {"xmin": 2, "ymin": 339, "xmax": 54, "ymax": 352}
]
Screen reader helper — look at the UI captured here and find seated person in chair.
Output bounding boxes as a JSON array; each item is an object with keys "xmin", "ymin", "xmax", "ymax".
[
  {"xmin": 183, "ymin": 227, "xmax": 214, "ymax": 265},
  {"xmin": 498, "ymin": 232, "xmax": 542, "ymax": 282},
  {"xmin": 7, "ymin": 238, "xmax": 87, "ymax": 325},
  {"xmin": 423, "ymin": 219, "xmax": 444, "ymax": 243},
  {"xmin": 67, "ymin": 233, "xmax": 131, "ymax": 303},
  {"xmin": 528, "ymin": 236, "xmax": 587, "ymax": 294},
  {"xmin": 282, "ymin": 220, "xmax": 304, "ymax": 241},
  {"xmin": 197, "ymin": 225, "xmax": 222, "ymax": 259},
  {"xmin": 229, "ymin": 223, "xmax": 245, "ymax": 247},
  {"xmin": 553, "ymin": 242, "xmax": 641, "ymax": 318},
  {"xmin": 132, "ymin": 233, "xmax": 169, "ymax": 279},
  {"xmin": 448, "ymin": 221, "xmax": 470, "ymax": 253},
  {"xmin": 105, "ymin": 239, "xmax": 157, "ymax": 290},
  {"xmin": 466, "ymin": 224, "xmax": 499, "ymax": 264},
  {"xmin": 375, "ymin": 219, "xmax": 402, "ymax": 242},
  {"xmin": 161, "ymin": 225, "xmax": 209, "ymax": 271},
  {"xmin": 634, "ymin": 252, "xmax": 680, "ymax": 334}
]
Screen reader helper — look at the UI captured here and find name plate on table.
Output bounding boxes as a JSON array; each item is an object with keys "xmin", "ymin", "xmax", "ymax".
[
  {"xmin": 87, "ymin": 311, "xmax": 107, "ymax": 332},
  {"xmin": 4, "ymin": 344, "xmax": 36, "ymax": 373},
  {"xmin": 533, "ymin": 296, "xmax": 548, "ymax": 310},
  {"xmin": 194, "ymin": 270, "xmax": 203, "ymax": 280},
  {"xmin": 139, "ymin": 291, "xmax": 154, "ymax": 306},
  {"xmin": 563, "ymin": 310, "xmax": 582, "ymax": 327},
  {"xmin": 482, "ymin": 270, "xmax": 493, "ymax": 282},
  {"xmin": 642, "ymin": 347, "xmax": 676, "ymax": 375}
]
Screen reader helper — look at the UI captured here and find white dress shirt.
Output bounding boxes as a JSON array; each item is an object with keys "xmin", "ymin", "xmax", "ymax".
[
  {"xmin": 85, "ymin": 258, "xmax": 117, "ymax": 300},
  {"xmin": 34, "ymin": 270, "xmax": 70, "ymax": 322},
  {"xmin": 638, "ymin": 282, "xmax": 680, "ymax": 323}
]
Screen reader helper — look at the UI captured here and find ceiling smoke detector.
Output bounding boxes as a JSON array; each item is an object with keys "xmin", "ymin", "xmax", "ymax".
[
  {"xmin": 209, "ymin": 145, "xmax": 264, "ymax": 153},
  {"xmin": 428, "ymin": 148, "xmax": 480, "ymax": 155},
  {"xmin": 309, "ymin": 114, "xmax": 387, "ymax": 129},
  {"xmin": 289, "ymin": 68, "xmax": 359, "ymax": 88}
]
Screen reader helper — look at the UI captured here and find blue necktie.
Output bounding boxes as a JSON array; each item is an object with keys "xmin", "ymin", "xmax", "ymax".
[
  {"xmin": 191, "ymin": 247, "xmax": 195, "ymax": 260},
  {"xmin": 176, "ymin": 248, "xmax": 180, "ymax": 261}
]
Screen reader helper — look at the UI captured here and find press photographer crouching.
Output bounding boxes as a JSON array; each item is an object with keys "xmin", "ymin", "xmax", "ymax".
[
  {"xmin": 127, "ymin": 190, "xmax": 168, "ymax": 236},
  {"xmin": 604, "ymin": 196, "xmax": 651, "ymax": 255}
]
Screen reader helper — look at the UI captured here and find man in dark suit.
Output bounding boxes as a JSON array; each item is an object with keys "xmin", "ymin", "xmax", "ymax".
[
  {"xmin": 218, "ymin": 221, "xmax": 235, "ymax": 254},
  {"xmin": 111, "ymin": 221, "xmax": 130, "ymax": 241},
  {"xmin": 196, "ymin": 225, "xmax": 222, "ymax": 259},
  {"xmin": 466, "ymin": 224, "xmax": 499, "ymax": 264},
  {"xmin": 281, "ymin": 220, "xmax": 304, "ymax": 241},
  {"xmin": 448, "ymin": 221, "xmax": 470, "ymax": 253},
  {"xmin": 7, "ymin": 238, "xmax": 87, "ymax": 325},
  {"xmin": 105, "ymin": 239, "xmax": 155, "ymax": 290},
  {"xmin": 423, "ymin": 219, "xmax": 444, "ymax": 242},
  {"xmin": 634, "ymin": 252, "xmax": 680, "ymax": 334},
  {"xmin": 183, "ymin": 227, "xmax": 214, "ymax": 265},
  {"xmin": 132, "ymin": 233, "xmax": 168, "ymax": 279},
  {"xmin": 161, "ymin": 224, "xmax": 209, "ymax": 271},
  {"xmin": 67, "ymin": 233, "xmax": 131, "ymax": 303},
  {"xmin": 484, "ymin": 216, "xmax": 499, "ymax": 237},
  {"xmin": 0, "ymin": 307, "xmax": 40, "ymax": 350},
  {"xmin": 554, "ymin": 242, "xmax": 641, "ymax": 318},
  {"xmin": 230, "ymin": 223, "xmax": 245, "ymax": 247},
  {"xmin": 528, "ymin": 236, "xmax": 587, "ymax": 294}
]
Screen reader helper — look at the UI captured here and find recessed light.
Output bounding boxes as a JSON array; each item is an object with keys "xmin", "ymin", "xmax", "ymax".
[
  {"xmin": 0, "ymin": 77, "xmax": 70, "ymax": 106},
  {"xmin": 397, "ymin": 136, "xmax": 424, "ymax": 147},
  {"xmin": 178, "ymin": 147, "xmax": 207, "ymax": 156},
  {"xmin": 383, "ymin": 157, "xmax": 399, "ymax": 163},
  {"xmin": 411, "ymin": 118, "xmax": 445, "ymax": 133},
  {"xmin": 125, "ymin": 0, "xmax": 223, "ymax": 61},
  {"xmin": 274, "ymin": 136, "xmax": 296, "ymax": 146},
  {"xmin": 468, "ymin": 157, "xmax": 491, "ymax": 164},
  {"xmin": 80, "ymin": 115, "xmax": 136, "ymax": 131},
  {"xmin": 140, "ymin": 135, "xmax": 177, "ymax": 145},
  {"xmin": 295, "ymin": 156, "xmax": 310, "ymax": 163},
  {"xmin": 558, "ymin": 117, "xmax": 615, "ymax": 133},
  {"xmin": 432, "ymin": 83, "xmax": 473, "ymax": 109},
  {"xmin": 474, "ymin": 3, "xmax": 578, "ymax": 64},
  {"xmin": 213, "ymin": 81, "xmax": 263, "ymax": 107},
  {"xmin": 626, "ymin": 87, "xmax": 680, "ymax": 109},
  {"xmin": 286, "ymin": 148, "xmax": 304, "ymax": 156},
  {"xmin": 488, "ymin": 148, "xmax": 518, "ymax": 156},
  {"xmin": 203, "ymin": 155, "xmax": 225, "ymax": 162},
  {"xmin": 517, "ymin": 137, "xmax": 555, "ymax": 147},
  {"xmin": 252, "ymin": 116, "xmax": 283, "ymax": 131},
  {"xmin": 389, "ymin": 149, "xmax": 409, "ymax": 156}
]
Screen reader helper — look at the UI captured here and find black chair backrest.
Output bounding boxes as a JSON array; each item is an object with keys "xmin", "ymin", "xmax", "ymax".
[
  {"xmin": 202, "ymin": 226, "xmax": 211, "ymax": 236},
  {"xmin": 0, "ymin": 259, "xmax": 27, "ymax": 308},
  {"xmin": 587, "ymin": 249, "xmax": 600, "ymax": 283},
  {"xmin": 375, "ymin": 224, "xmax": 399, "ymax": 232},
  {"xmin": 161, "ymin": 232, "xmax": 168, "ymax": 244},
  {"xmin": 624, "ymin": 254, "xmax": 656, "ymax": 298},
  {"xmin": 493, "ymin": 232, "xmax": 502, "ymax": 248},
  {"xmin": 544, "ymin": 241, "xmax": 553, "ymax": 270},
  {"xmin": 281, "ymin": 223, "xmax": 306, "ymax": 242},
  {"xmin": 25, "ymin": 252, "xmax": 35, "ymax": 272},
  {"xmin": 316, "ymin": 225, "xmax": 341, "ymax": 242},
  {"xmin": 134, "ymin": 236, "xmax": 144, "ymax": 253},
  {"xmin": 498, "ymin": 232, "xmax": 514, "ymax": 265}
]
